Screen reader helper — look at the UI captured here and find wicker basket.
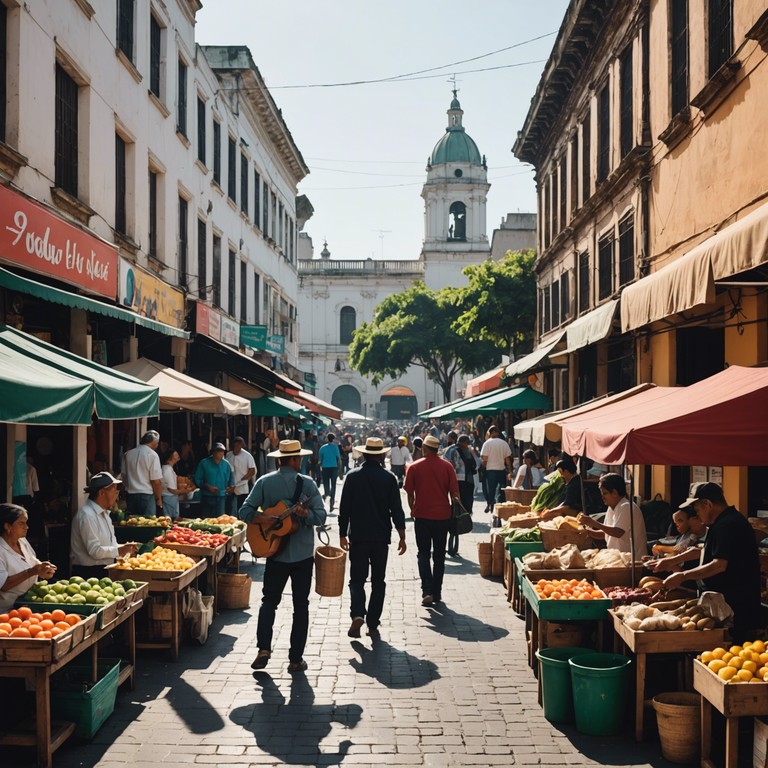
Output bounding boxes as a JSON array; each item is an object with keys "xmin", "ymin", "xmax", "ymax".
[
  {"xmin": 494, "ymin": 502, "xmax": 535, "ymax": 523},
  {"xmin": 538, "ymin": 522, "xmax": 593, "ymax": 551},
  {"xmin": 314, "ymin": 545, "xmax": 347, "ymax": 597},
  {"xmin": 503, "ymin": 487, "xmax": 537, "ymax": 504},
  {"xmin": 652, "ymin": 692, "xmax": 700, "ymax": 764},
  {"xmin": 478, "ymin": 542, "xmax": 493, "ymax": 577},
  {"xmin": 491, "ymin": 533, "xmax": 505, "ymax": 577},
  {"xmin": 217, "ymin": 573, "xmax": 252, "ymax": 609}
]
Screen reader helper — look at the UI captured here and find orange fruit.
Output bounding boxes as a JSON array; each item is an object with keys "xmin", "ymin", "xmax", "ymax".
[
  {"xmin": 0, "ymin": 623, "xmax": 11, "ymax": 634},
  {"xmin": 37, "ymin": 631, "xmax": 52, "ymax": 639},
  {"xmin": 39, "ymin": 619, "xmax": 54, "ymax": 631},
  {"xmin": 0, "ymin": 613, "xmax": 8, "ymax": 623},
  {"xmin": 50, "ymin": 610, "xmax": 66, "ymax": 622},
  {"xmin": 64, "ymin": 614, "xmax": 80, "ymax": 626},
  {"xmin": 8, "ymin": 617, "xmax": 22, "ymax": 629},
  {"xmin": 54, "ymin": 622, "xmax": 71, "ymax": 632},
  {"xmin": 0, "ymin": 629, "xmax": 8, "ymax": 637},
  {"xmin": 27, "ymin": 624, "xmax": 43, "ymax": 637},
  {"xmin": 8, "ymin": 609, "xmax": 19, "ymax": 619},
  {"xmin": 17, "ymin": 607, "xmax": 32, "ymax": 621},
  {"xmin": 10, "ymin": 627, "xmax": 31, "ymax": 638},
  {"xmin": 49, "ymin": 627, "xmax": 63, "ymax": 637},
  {"xmin": 30, "ymin": 614, "xmax": 42, "ymax": 623},
  {"xmin": 40, "ymin": 612, "xmax": 52, "ymax": 621}
]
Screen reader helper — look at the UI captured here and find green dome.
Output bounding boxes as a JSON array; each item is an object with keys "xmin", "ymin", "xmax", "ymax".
[{"xmin": 430, "ymin": 130, "xmax": 482, "ymax": 166}]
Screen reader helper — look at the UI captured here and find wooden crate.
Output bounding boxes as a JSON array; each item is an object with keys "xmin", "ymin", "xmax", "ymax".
[
  {"xmin": 693, "ymin": 660, "xmax": 768, "ymax": 717},
  {"xmin": 539, "ymin": 522, "xmax": 593, "ymax": 551},
  {"xmin": 0, "ymin": 613, "xmax": 97, "ymax": 663},
  {"xmin": 503, "ymin": 488, "xmax": 537, "ymax": 504},
  {"xmin": 609, "ymin": 610, "xmax": 728, "ymax": 654},
  {"xmin": 522, "ymin": 576, "xmax": 611, "ymax": 621},
  {"xmin": 544, "ymin": 621, "xmax": 588, "ymax": 647},
  {"xmin": 592, "ymin": 565, "xmax": 644, "ymax": 588},
  {"xmin": 155, "ymin": 541, "xmax": 227, "ymax": 563}
]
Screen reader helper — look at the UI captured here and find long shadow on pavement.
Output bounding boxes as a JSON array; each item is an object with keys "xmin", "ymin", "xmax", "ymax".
[
  {"xmin": 348, "ymin": 637, "xmax": 439, "ymax": 688},
  {"xmin": 230, "ymin": 671, "xmax": 363, "ymax": 766},
  {"xmin": 423, "ymin": 602, "xmax": 509, "ymax": 642}
]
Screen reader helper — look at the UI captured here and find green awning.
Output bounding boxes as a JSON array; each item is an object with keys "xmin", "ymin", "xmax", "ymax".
[
  {"xmin": 249, "ymin": 394, "xmax": 310, "ymax": 418},
  {"xmin": 454, "ymin": 385, "xmax": 551, "ymax": 414},
  {"xmin": 0, "ymin": 266, "xmax": 189, "ymax": 338},
  {"xmin": 418, "ymin": 398, "xmax": 464, "ymax": 420},
  {"xmin": 0, "ymin": 325, "xmax": 159, "ymax": 424}
]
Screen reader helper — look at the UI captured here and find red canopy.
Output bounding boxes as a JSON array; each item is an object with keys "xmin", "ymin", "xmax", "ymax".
[{"xmin": 559, "ymin": 366, "xmax": 768, "ymax": 466}]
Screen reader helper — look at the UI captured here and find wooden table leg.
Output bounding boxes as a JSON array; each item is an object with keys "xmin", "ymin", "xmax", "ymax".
[
  {"xmin": 724, "ymin": 716, "xmax": 738, "ymax": 768},
  {"xmin": 91, "ymin": 642, "xmax": 98, "ymax": 684},
  {"xmin": 635, "ymin": 652, "xmax": 646, "ymax": 741},
  {"xmin": 529, "ymin": 612, "xmax": 538, "ymax": 669},
  {"xmin": 171, "ymin": 592, "xmax": 180, "ymax": 661},
  {"xmin": 701, "ymin": 696, "xmax": 713, "ymax": 767},
  {"xmin": 127, "ymin": 612, "xmax": 136, "ymax": 689},
  {"xmin": 35, "ymin": 667, "xmax": 51, "ymax": 768}
]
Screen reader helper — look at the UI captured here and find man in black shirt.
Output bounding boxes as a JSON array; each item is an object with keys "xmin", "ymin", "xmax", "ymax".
[
  {"xmin": 663, "ymin": 482, "xmax": 760, "ymax": 643},
  {"xmin": 339, "ymin": 437, "xmax": 407, "ymax": 639}
]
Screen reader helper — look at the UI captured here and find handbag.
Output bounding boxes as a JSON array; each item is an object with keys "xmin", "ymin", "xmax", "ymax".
[{"xmin": 450, "ymin": 499, "xmax": 473, "ymax": 535}]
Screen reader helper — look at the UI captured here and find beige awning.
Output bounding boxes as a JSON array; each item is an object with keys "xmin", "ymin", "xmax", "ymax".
[
  {"xmin": 114, "ymin": 358, "xmax": 251, "ymax": 415},
  {"xmin": 552, "ymin": 299, "xmax": 619, "ymax": 357},
  {"xmin": 505, "ymin": 332, "xmax": 565, "ymax": 378},
  {"xmin": 704, "ymin": 200, "xmax": 768, "ymax": 280}
]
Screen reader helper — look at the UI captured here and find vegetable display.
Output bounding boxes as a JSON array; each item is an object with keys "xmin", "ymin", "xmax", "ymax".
[
  {"xmin": 118, "ymin": 516, "xmax": 172, "ymax": 528},
  {"xmin": 615, "ymin": 597, "xmax": 722, "ymax": 631},
  {"xmin": 602, "ymin": 586, "xmax": 655, "ymax": 606},
  {"xmin": 112, "ymin": 546, "xmax": 196, "ymax": 571},
  {"xmin": 20, "ymin": 576, "xmax": 138, "ymax": 605},
  {"xmin": 155, "ymin": 526, "xmax": 229, "ymax": 548},
  {"xmin": 504, "ymin": 527, "xmax": 541, "ymax": 544},
  {"xmin": 699, "ymin": 640, "xmax": 768, "ymax": 682},
  {"xmin": 176, "ymin": 520, "xmax": 241, "ymax": 536},
  {"xmin": 530, "ymin": 473, "xmax": 564, "ymax": 513}
]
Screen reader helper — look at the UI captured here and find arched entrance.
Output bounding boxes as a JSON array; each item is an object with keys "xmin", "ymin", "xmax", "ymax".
[
  {"xmin": 331, "ymin": 384, "xmax": 362, "ymax": 414},
  {"xmin": 380, "ymin": 386, "xmax": 418, "ymax": 421}
]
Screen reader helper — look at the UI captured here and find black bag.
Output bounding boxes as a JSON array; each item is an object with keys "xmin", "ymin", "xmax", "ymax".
[
  {"xmin": 450, "ymin": 499, "xmax": 473, "ymax": 535},
  {"xmin": 640, "ymin": 493, "xmax": 673, "ymax": 540}
]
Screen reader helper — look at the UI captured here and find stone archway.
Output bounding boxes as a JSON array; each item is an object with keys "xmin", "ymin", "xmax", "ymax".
[{"xmin": 331, "ymin": 384, "xmax": 362, "ymax": 414}]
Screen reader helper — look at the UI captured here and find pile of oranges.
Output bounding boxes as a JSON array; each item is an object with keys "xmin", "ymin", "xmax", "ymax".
[
  {"xmin": 699, "ymin": 641, "xmax": 768, "ymax": 683},
  {"xmin": 0, "ymin": 606, "xmax": 81, "ymax": 639},
  {"xmin": 533, "ymin": 578, "xmax": 605, "ymax": 601}
]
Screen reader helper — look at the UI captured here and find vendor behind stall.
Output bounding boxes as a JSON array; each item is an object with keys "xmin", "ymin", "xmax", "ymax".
[
  {"xmin": 540, "ymin": 457, "xmax": 582, "ymax": 521},
  {"xmin": 661, "ymin": 482, "xmax": 760, "ymax": 642},
  {"xmin": 651, "ymin": 508, "xmax": 706, "ymax": 556}
]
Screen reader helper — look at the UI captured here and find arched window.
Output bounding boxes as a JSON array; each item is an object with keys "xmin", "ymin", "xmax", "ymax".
[
  {"xmin": 331, "ymin": 385, "xmax": 361, "ymax": 413},
  {"xmin": 339, "ymin": 306, "xmax": 356, "ymax": 344},
  {"xmin": 449, "ymin": 201, "xmax": 466, "ymax": 241}
]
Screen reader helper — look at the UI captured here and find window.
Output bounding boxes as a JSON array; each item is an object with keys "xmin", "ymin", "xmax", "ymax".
[
  {"xmin": 0, "ymin": 5, "xmax": 6, "ymax": 141},
  {"xmin": 240, "ymin": 261, "xmax": 247, "ymax": 322},
  {"xmin": 212, "ymin": 235, "xmax": 221, "ymax": 308},
  {"xmin": 289, "ymin": 218, "xmax": 295, "ymax": 263},
  {"xmin": 597, "ymin": 84, "xmax": 610, "ymax": 182},
  {"xmin": 178, "ymin": 197, "xmax": 188, "ymax": 288},
  {"xmin": 149, "ymin": 15, "xmax": 161, "ymax": 98},
  {"xmin": 212, "ymin": 121, "xmax": 221, "ymax": 185},
  {"xmin": 197, "ymin": 218, "xmax": 206, "ymax": 299},
  {"xmin": 197, "ymin": 97, "xmax": 206, "ymax": 165},
  {"xmin": 570, "ymin": 134, "xmax": 579, "ymax": 215},
  {"xmin": 240, "ymin": 153, "xmax": 248, "ymax": 215},
  {"xmin": 543, "ymin": 179, "xmax": 550, "ymax": 249},
  {"xmin": 277, "ymin": 201, "xmax": 283, "ymax": 246},
  {"xmin": 228, "ymin": 248, "xmax": 236, "ymax": 315},
  {"xmin": 581, "ymin": 111, "xmax": 591, "ymax": 203},
  {"xmin": 253, "ymin": 273, "xmax": 260, "ymax": 324},
  {"xmin": 538, "ymin": 289, "xmax": 545, "ymax": 335},
  {"xmin": 148, "ymin": 171, "xmax": 157, "ymax": 259},
  {"xmin": 116, "ymin": 0, "xmax": 134, "ymax": 62},
  {"xmin": 176, "ymin": 59, "xmax": 187, "ymax": 136},
  {"xmin": 578, "ymin": 251, "xmax": 590, "ymax": 313},
  {"xmin": 551, "ymin": 279, "xmax": 560, "ymax": 328},
  {"xmin": 618, "ymin": 213, "xmax": 635, "ymax": 286},
  {"xmin": 115, "ymin": 135, "xmax": 126, "ymax": 235},
  {"xmin": 670, "ymin": 0, "xmax": 689, "ymax": 115},
  {"xmin": 560, "ymin": 272, "xmax": 570, "ymax": 322},
  {"xmin": 55, "ymin": 64, "xmax": 79, "ymax": 196},
  {"xmin": 607, "ymin": 337, "xmax": 636, "ymax": 394},
  {"xmin": 227, "ymin": 136, "xmax": 236, "ymax": 201},
  {"xmin": 262, "ymin": 182, "xmax": 269, "ymax": 235},
  {"xmin": 708, "ymin": 0, "xmax": 733, "ymax": 77},
  {"xmin": 598, "ymin": 232, "xmax": 615, "ymax": 300},
  {"xmin": 253, "ymin": 170, "xmax": 260, "ymax": 228},
  {"xmin": 543, "ymin": 287, "xmax": 551, "ymax": 333},
  {"xmin": 619, "ymin": 47, "xmax": 634, "ymax": 158},
  {"xmin": 558, "ymin": 155, "xmax": 567, "ymax": 232},
  {"xmin": 340, "ymin": 306, "xmax": 356, "ymax": 344},
  {"xmin": 271, "ymin": 192, "xmax": 277, "ymax": 240}
]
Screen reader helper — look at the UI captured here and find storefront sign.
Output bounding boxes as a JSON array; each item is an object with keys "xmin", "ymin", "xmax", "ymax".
[
  {"xmin": 196, "ymin": 302, "xmax": 240, "ymax": 348},
  {"xmin": 119, "ymin": 258, "xmax": 185, "ymax": 328},
  {"xmin": 221, "ymin": 316, "xmax": 239, "ymax": 347},
  {"xmin": 240, "ymin": 324, "xmax": 268, "ymax": 350},
  {"xmin": 0, "ymin": 184, "xmax": 118, "ymax": 298},
  {"xmin": 266, "ymin": 334, "xmax": 285, "ymax": 354}
]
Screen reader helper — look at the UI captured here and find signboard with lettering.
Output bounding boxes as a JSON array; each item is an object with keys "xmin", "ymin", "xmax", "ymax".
[
  {"xmin": 119, "ymin": 258, "xmax": 185, "ymax": 328},
  {"xmin": 266, "ymin": 334, "xmax": 285, "ymax": 354},
  {"xmin": 0, "ymin": 184, "xmax": 118, "ymax": 298},
  {"xmin": 241, "ymin": 325, "xmax": 267, "ymax": 349},
  {"xmin": 196, "ymin": 302, "xmax": 239, "ymax": 348},
  {"xmin": 221, "ymin": 316, "xmax": 239, "ymax": 347}
]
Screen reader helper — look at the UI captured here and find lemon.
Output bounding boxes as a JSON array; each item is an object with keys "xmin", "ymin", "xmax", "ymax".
[
  {"xmin": 729, "ymin": 645, "xmax": 743, "ymax": 655},
  {"xmin": 728, "ymin": 657, "xmax": 743, "ymax": 669},
  {"xmin": 700, "ymin": 651, "xmax": 715, "ymax": 664},
  {"xmin": 739, "ymin": 649, "xmax": 752, "ymax": 660},
  {"xmin": 708, "ymin": 659, "xmax": 727, "ymax": 673},
  {"xmin": 718, "ymin": 666, "xmax": 738, "ymax": 681},
  {"xmin": 711, "ymin": 647, "xmax": 726, "ymax": 660},
  {"xmin": 743, "ymin": 641, "xmax": 753, "ymax": 649},
  {"xmin": 743, "ymin": 660, "xmax": 758, "ymax": 673},
  {"xmin": 752, "ymin": 640, "xmax": 766, "ymax": 654},
  {"xmin": 749, "ymin": 678, "xmax": 765, "ymax": 683},
  {"xmin": 722, "ymin": 652, "xmax": 734, "ymax": 663},
  {"xmin": 737, "ymin": 669, "xmax": 754, "ymax": 682}
]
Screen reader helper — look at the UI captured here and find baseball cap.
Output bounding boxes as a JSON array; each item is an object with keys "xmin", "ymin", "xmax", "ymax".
[
  {"xmin": 84, "ymin": 471, "xmax": 122, "ymax": 493},
  {"xmin": 678, "ymin": 482, "xmax": 725, "ymax": 509}
]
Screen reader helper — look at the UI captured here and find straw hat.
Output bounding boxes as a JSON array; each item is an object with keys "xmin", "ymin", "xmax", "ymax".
[
  {"xmin": 267, "ymin": 439, "xmax": 312, "ymax": 458},
  {"xmin": 422, "ymin": 435, "xmax": 441, "ymax": 451},
  {"xmin": 356, "ymin": 437, "xmax": 391, "ymax": 455}
]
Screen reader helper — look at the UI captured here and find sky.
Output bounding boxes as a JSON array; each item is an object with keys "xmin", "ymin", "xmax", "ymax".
[{"xmin": 196, "ymin": 1, "xmax": 570, "ymax": 262}]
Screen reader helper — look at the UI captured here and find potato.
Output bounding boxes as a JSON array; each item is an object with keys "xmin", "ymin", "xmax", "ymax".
[{"xmin": 697, "ymin": 617, "xmax": 716, "ymax": 630}]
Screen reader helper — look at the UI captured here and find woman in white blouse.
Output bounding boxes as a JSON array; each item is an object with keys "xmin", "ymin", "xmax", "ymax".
[
  {"xmin": 512, "ymin": 449, "xmax": 546, "ymax": 490},
  {"xmin": 0, "ymin": 504, "xmax": 56, "ymax": 611},
  {"xmin": 159, "ymin": 449, "xmax": 190, "ymax": 519}
]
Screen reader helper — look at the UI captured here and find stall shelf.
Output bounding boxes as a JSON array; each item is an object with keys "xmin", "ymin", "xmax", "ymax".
[{"xmin": 154, "ymin": 541, "xmax": 226, "ymax": 610}]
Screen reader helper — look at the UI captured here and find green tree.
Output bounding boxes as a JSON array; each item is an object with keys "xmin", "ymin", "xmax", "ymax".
[
  {"xmin": 452, "ymin": 249, "xmax": 537, "ymax": 360},
  {"xmin": 349, "ymin": 282, "xmax": 498, "ymax": 403}
]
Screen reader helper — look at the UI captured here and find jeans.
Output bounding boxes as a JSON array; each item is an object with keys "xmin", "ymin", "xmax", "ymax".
[
  {"xmin": 228, "ymin": 493, "xmax": 249, "ymax": 516},
  {"xmin": 321, "ymin": 467, "xmax": 338, "ymax": 503},
  {"xmin": 390, "ymin": 465, "xmax": 405, "ymax": 487},
  {"xmin": 348, "ymin": 541, "xmax": 389, "ymax": 629},
  {"xmin": 256, "ymin": 556, "xmax": 314, "ymax": 663},
  {"xmin": 126, "ymin": 492, "xmax": 156, "ymax": 517},
  {"xmin": 458, "ymin": 481, "xmax": 475, "ymax": 516},
  {"xmin": 485, "ymin": 469, "xmax": 507, "ymax": 509},
  {"xmin": 201, "ymin": 495, "xmax": 227, "ymax": 517},
  {"xmin": 414, "ymin": 517, "xmax": 451, "ymax": 599}
]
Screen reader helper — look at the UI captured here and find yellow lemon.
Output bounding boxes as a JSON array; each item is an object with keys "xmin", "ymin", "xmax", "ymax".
[
  {"xmin": 750, "ymin": 678, "xmax": 765, "ymax": 683},
  {"xmin": 743, "ymin": 660, "xmax": 758, "ymax": 674},
  {"xmin": 751, "ymin": 640, "xmax": 766, "ymax": 654},
  {"xmin": 728, "ymin": 657, "xmax": 743, "ymax": 669},
  {"xmin": 718, "ymin": 666, "xmax": 738, "ymax": 681},
  {"xmin": 711, "ymin": 647, "xmax": 726, "ymax": 660},
  {"xmin": 737, "ymin": 669, "xmax": 754, "ymax": 682},
  {"xmin": 739, "ymin": 649, "xmax": 752, "ymax": 660},
  {"xmin": 708, "ymin": 659, "xmax": 727, "ymax": 673},
  {"xmin": 729, "ymin": 645, "xmax": 743, "ymax": 655},
  {"xmin": 722, "ymin": 652, "xmax": 734, "ymax": 663},
  {"xmin": 700, "ymin": 651, "xmax": 715, "ymax": 664},
  {"xmin": 751, "ymin": 651, "xmax": 762, "ymax": 663},
  {"xmin": 743, "ymin": 641, "xmax": 753, "ymax": 649}
]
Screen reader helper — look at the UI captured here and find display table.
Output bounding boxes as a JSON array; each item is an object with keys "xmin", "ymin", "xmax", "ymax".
[
  {"xmin": 227, "ymin": 527, "xmax": 247, "ymax": 572},
  {"xmin": 0, "ymin": 597, "xmax": 144, "ymax": 768},
  {"xmin": 693, "ymin": 660, "xmax": 768, "ymax": 768},
  {"xmin": 155, "ymin": 541, "xmax": 225, "ymax": 611},
  {"xmin": 610, "ymin": 609, "xmax": 728, "ymax": 741}
]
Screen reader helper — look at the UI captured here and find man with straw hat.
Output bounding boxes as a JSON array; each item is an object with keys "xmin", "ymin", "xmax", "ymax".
[
  {"xmin": 338, "ymin": 437, "xmax": 406, "ymax": 638},
  {"xmin": 240, "ymin": 440, "xmax": 326, "ymax": 672}
]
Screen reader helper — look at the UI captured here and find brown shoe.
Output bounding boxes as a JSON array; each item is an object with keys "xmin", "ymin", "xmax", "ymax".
[
  {"xmin": 421, "ymin": 594, "xmax": 434, "ymax": 607},
  {"xmin": 287, "ymin": 659, "xmax": 308, "ymax": 672},
  {"xmin": 250, "ymin": 650, "xmax": 271, "ymax": 670},
  {"xmin": 348, "ymin": 616, "xmax": 365, "ymax": 638}
]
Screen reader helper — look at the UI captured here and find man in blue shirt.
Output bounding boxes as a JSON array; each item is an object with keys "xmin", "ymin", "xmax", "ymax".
[
  {"xmin": 318, "ymin": 433, "xmax": 342, "ymax": 509},
  {"xmin": 239, "ymin": 439, "xmax": 326, "ymax": 672},
  {"xmin": 194, "ymin": 443, "xmax": 235, "ymax": 517}
]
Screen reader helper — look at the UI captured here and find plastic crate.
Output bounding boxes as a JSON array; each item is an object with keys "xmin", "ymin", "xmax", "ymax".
[{"xmin": 50, "ymin": 658, "xmax": 120, "ymax": 739}]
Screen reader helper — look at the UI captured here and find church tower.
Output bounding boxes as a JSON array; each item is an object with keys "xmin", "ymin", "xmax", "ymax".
[{"xmin": 420, "ymin": 91, "xmax": 491, "ymax": 289}]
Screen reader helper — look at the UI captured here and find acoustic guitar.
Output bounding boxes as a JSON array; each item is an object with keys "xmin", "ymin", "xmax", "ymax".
[{"xmin": 246, "ymin": 495, "xmax": 310, "ymax": 558}]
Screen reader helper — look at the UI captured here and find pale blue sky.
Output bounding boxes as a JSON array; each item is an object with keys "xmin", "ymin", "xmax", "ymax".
[{"xmin": 196, "ymin": 1, "xmax": 570, "ymax": 262}]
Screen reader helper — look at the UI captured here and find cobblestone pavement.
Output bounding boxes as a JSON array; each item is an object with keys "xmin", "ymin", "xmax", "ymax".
[{"xmin": 32, "ymin": 489, "xmax": 672, "ymax": 767}]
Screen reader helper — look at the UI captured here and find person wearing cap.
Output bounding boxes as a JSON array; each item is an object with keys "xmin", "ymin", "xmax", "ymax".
[
  {"xmin": 194, "ymin": 443, "xmax": 235, "ymax": 518},
  {"xmin": 411, "ymin": 437, "xmax": 423, "ymax": 462},
  {"xmin": 338, "ymin": 437, "xmax": 406, "ymax": 638},
  {"xmin": 240, "ymin": 440, "xmax": 326, "ymax": 672},
  {"xmin": 660, "ymin": 482, "xmax": 760, "ymax": 642},
  {"xmin": 480, "ymin": 425, "xmax": 513, "ymax": 514},
  {"xmin": 226, "ymin": 437, "xmax": 257, "ymax": 514},
  {"xmin": 404, "ymin": 434, "xmax": 459, "ymax": 606},
  {"xmin": 389, "ymin": 436, "xmax": 412, "ymax": 489},
  {"xmin": 70, "ymin": 473, "xmax": 137, "ymax": 579},
  {"xmin": 318, "ymin": 433, "xmax": 343, "ymax": 509},
  {"xmin": 122, "ymin": 430, "xmax": 163, "ymax": 517}
]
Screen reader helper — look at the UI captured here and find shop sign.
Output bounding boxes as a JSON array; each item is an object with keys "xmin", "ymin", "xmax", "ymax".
[
  {"xmin": 221, "ymin": 316, "xmax": 239, "ymax": 347},
  {"xmin": 240, "ymin": 324, "xmax": 267, "ymax": 350},
  {"xmin": 196, "ymin": 302, "xmax": 239, "ymax": 347},
  {"xmin": 0, "ymin": 184, "xmax": 118, "ymax": 298},
  {"xmin": 119, "ymin": 258, "xmax": 184, "ymax": 328},
  {"xmin": 266, "ymin": 334, "xmax": 285, "ymax": 354}
]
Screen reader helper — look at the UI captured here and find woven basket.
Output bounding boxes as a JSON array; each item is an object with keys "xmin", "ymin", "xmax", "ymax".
[
  {"xmin": 491, "ymin": 533, "xmax": 505, "ymax": 577},
  {"xmin": 538, "ymin": 522, "xmax": 593, "ymax": 551},
  {"xmin": 652, "ymin": 692, "xmax": 700, "ymax": 764},
  {"xmin": 494, "ymin": 503, "xmax": 535, "ymax": 523},
  {"xmin": 503, "ymin": 487, "xmax": 537, "ymax": 504},
  {"xmin": 314, "ymin": 545, "xmax": 347, "ymax": 597},
  {"xmin": 478, "ymin": 542, "xmax": 493, "ymax": 577},
  {"xmin": 217, "ymin": 573, "xmax": 252, "ymax": 609}
]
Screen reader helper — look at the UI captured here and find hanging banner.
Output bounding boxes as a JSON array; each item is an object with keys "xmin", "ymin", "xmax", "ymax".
[
  {"xmin": 119, "ymin": 258, "xmax": 185, "ymax": 328},
  {"xmin": 196, "ymin": 302, "xmax": 239, "ymax": 348},
  {"xmin": 266, "ymin": 335, "xmax": 285, "ymax": 354},
  {"xmin": 240, "ymin": 324, "xmax": 267, "ymax": 350}
]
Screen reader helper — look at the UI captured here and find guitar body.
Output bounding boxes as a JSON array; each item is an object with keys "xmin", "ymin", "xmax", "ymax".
[{"xmin": 247, "ymin": 500, "xmax": 301, "ymax": 557}]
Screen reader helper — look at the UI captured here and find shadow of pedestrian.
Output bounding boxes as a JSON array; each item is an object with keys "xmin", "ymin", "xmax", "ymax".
[
  {"xmin": 164, "ymin": 676, "xmax": 226, "ymax": 734},
  {"xmin": 423, "ymin": 603, "xmax": 509, "ymax": 642},
  {"xmin": 348, "ymin": 638, "xmax": 439, "ymax": 688},
  {"xmin": 230, "ymin": 672, "xmax": 362, "ymax": 765}
]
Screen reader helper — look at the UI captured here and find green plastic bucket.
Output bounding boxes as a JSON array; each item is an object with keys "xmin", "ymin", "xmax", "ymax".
[
  {"xmin": 568, "ymin": 652, "xmax": 632, "ymax": 736},
  {"xmin": 535, "ymin": 646, "xmax": 593, "ymax": 723}
]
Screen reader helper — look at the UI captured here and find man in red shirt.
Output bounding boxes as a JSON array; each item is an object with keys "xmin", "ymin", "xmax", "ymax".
[{"xmin": 404, "ymin": 435, "xmax": 459, "ymax": 606}]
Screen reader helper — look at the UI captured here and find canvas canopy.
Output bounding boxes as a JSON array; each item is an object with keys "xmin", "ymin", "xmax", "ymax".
[
  {"xmin": 114, "ymin": 358, "xmax": 250, "ymax": 415},
  {"xmin": 465, "ymin": 367, "xmax": 505, "ymax": 397},
  {"xmin": 559, "ymin": 366, "xmax": 768, "ymax": 465},
  {"xmin": 0, "ymin": 325, "xmax": 158, "ymax": 425},
  {"xmin": 452, "ymin": 385, "xmax": 551, "ymax": 415}
]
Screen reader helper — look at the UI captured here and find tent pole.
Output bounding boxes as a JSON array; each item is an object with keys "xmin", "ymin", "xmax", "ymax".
[{"xmin": 625, "ymin": 463, "xmax": 636, "ymax": 587}]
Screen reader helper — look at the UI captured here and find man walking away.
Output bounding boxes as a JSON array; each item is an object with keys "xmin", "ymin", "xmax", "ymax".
[
  {"xmin": 122, "ymin": 430, "xmax": 163, "ymax": 517},
  {"xmin": 318, "ymin": 433, "xmax": 342, "ymax": 509},
  {"xmin": 444, "ymin": 435, "xmax": 477, "ymax": 516},
  {"xmin": 339, "ymin": 437, "xmax": 406, "ymax": 638},
  {"xmin": 240, "ymin": 440, "xmax": 326, "ymax": 672},
  {"xmin": 226, "ymin": 437, "xmax": 256, "ymax": 514},
  {"xmin": 389, "ymin": 436, "xmax": 411, "ymax": 488},
  {"xmin": 404, "ymin": 435, "xmax": 459, "ymax": 606},
  {"xmin": 480, "ymin": 426, "xmax": 512, "ymax": 514}
]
